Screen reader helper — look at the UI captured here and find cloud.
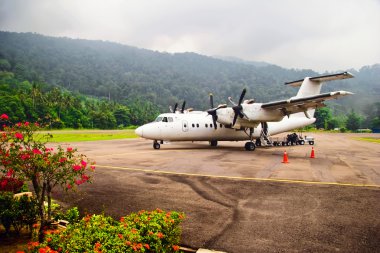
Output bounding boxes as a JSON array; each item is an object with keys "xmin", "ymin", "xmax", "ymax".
[{"xmin": 1, "ymin": 0, "xmax": 379, "ymax": 72}]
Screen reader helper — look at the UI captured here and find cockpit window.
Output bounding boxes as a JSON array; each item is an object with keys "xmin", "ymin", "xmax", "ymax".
[
  {"xmin": 155, "ymin": 117, "xmax": 163, "ymax": 122},
  {"xmin": 162, "ymin": 117, "xmax": 168, "ymax": 122}
]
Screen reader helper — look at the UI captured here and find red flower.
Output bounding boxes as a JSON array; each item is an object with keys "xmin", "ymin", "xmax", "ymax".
[
  {"xmin": 0, "ymin": 114, "xmax": 9, "ymax": 120},
  {"xmin": 16, "ymin": 122, "xmax": 22, "ymax": 127},
  {"xmin": 6, "ymin": 168, "xmax": 14, "ymax": 177},
  {"xmin": 144, "ymin": 244, "xmax": 150, "ymax": 249},
  {"xmin": 157, "ymin": 232, "xmax": 164, "ymax": 239},
  {"xmin": 81, "ymin": 160, "xmax": 87, "ymax": 167},
  {"xmin": 90, "ymin": 165, "xmax": 96, "ymax": 171},
  {"xmin": 15, "ymin": 132, "xmax": 23, "ymax": 139},
  {"xmin": 72, "ymin": 164, "xmax": 81, "ymax": 171},
  {"xmin": 59, "ymin": 157, "xmax": 67, "ymax": 163},
  {"xmin": 33, "ymin": 149, "xmax": 42, "ymax": 155},
  {"xmin": 172, "ymin": 245, "xmax": 180, "ymax": 251},
  {"xmin": 16, "ymin": 251, "xmax": 25, "ymax": 253},
  {"xmin": 39, "ymin": 247, "xmax": 47, "ymax": 253},
  {"xmin": 67, "ymin": 147, "xmax": 73, "ymax": 152},
  {"xmin": 67, "ymin": 184, "xmax": 72, "ymax": 189},
  {"xmin": 125, "ymin": 241, "xmax": 131, "ymax": 246},
  {"xmin": 24, "ymin": 122, "xmax": 30, "ymax": 126},
  {"xmin": 118, "ymin": 233, "xmax": 123, "ymax": 239}
]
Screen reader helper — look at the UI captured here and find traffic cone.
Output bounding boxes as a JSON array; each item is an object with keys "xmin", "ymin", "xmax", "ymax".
[
  {"xmin": 282, "ymin": 151, "xmax": 289, "ymax": 163},
  {"xmin": 310, "ymin": 147, "xmax": 315, "ymax": 158}
]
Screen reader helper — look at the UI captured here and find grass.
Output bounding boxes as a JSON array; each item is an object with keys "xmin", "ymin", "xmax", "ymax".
[
  {"xmin": 36, "ymin": 129, "xmax": 138, "ymax": 142},
  {"xmin": 353, "ymin": 137, "xmax": 380, "ymax": 144}
]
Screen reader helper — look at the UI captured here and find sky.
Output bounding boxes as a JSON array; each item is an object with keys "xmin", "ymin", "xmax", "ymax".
[{"xmin": 0, "ymin": 0, "xmax": 379, "ymax": 72}]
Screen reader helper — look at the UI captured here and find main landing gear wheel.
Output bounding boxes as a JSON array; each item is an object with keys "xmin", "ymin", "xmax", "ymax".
[
  {"xmin": 244, "ymin": 142, "xmax": 256, "ymax": 151},
  {"xmin": 210, "ymin": 140, "xmax": 218, "ymax": 147},
  {"xmin": 153, "ymin": 141, "xmax": 160, "ymax": 149}
]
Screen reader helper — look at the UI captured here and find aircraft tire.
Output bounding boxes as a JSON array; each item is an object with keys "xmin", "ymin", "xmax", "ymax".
[
  {"xmin": 210, "ymin": 140, "xmax": 218, "ymax": 147},
  {"xmin": 244, "ymin": 142, "xmax": 256, "ymax": 151},
  {"xmin": 153, "ymin": 142, "xmax": 161, "ymax": 149}
]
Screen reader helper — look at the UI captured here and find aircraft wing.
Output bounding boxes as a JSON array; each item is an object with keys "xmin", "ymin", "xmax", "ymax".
[{"xmin": 261, "ymin": 91, "xmax": 353, "ymax": 114}]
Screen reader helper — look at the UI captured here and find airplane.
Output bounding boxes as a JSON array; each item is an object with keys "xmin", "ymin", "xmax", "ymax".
[{"xmin": 135, "ymin": 72, "xmax": 354, "ymax": 151}]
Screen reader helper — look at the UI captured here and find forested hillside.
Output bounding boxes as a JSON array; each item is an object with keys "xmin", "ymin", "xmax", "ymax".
[{"xmin": 0, "ymin": 31, "xmax": 379, "ymax": 129}]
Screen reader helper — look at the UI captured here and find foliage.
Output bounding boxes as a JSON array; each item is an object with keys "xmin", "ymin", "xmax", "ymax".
[
  {"xmin": 25, "ymin": 210, "xmax": 185, "ymax": 253},
  {"xmin": 0, "ymin": 115, "xmax": 95, "ymax": 240},
  {"xmin": 346, "ymin": 110, "xmax": 363, "ymax": 131},
  {"xmin": 0, "ymin": 176, "xmax": 24, "ymax": 193},
  {"xmin": 314, "ymin": 107, "xmax": 332, "ymax": 129},
  {"xmin": 0, "ymin": 192, "xmax": 39, "ymax": 235},
  {"xmin": 1, "ymin": 31, "xmax": 379, "ymax": 127},
  {"xmin": 0, "ymin": 71, "xmax": 159, "ymax": 129}
]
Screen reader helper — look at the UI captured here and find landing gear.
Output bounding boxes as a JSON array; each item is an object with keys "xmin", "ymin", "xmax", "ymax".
[
  {"xmin": 244, "ymin": 142, "xmax": 256, "ymax": 151},
  {"xmin": 153, "ymin": 141, "xmax": 160, "ymax": 149},
  {"xmin": 210, "ymin": 140, "xmax": 218, "ymax": 147}
]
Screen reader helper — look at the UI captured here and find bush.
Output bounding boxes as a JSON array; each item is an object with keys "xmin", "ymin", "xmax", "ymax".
[
  {"xmin": 26, "ymin": 209, "xmax": 185, "ymax": 253},
  {"xmin": 0, "ymin": 192, "xmax": 39, "ymax": 235},
  {"xmin": 0, "ymin": 176, "xmax": 24, "ymax": 193}
]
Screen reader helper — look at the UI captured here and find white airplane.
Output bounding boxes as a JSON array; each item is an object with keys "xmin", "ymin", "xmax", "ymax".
[{"xmin": 135, "ymin": 72, "xmax": 354, "ymax": 151}]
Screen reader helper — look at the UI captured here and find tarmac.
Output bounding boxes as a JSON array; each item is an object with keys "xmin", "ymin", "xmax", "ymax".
[{"xmin": 53, "ymin": 133, "xmax": 380, "ymax": 252}]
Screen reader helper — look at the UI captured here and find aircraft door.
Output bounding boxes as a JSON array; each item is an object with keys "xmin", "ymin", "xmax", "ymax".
[{"xmin": 182, "ymin": 120, "xmax": 189, "ymax": 132}]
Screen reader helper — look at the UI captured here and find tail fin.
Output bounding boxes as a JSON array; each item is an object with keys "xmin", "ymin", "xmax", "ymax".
[{"xmin": 285, "ymin": 72, "xmax": 354, "ymax": 98}]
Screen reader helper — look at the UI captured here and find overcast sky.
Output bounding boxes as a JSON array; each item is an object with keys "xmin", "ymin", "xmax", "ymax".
[{"xmin": 1, "ymin": 0, "xmax": 379, "ymax": 72}]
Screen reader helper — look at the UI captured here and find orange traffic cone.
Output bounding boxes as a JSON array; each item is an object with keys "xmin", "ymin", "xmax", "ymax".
[
  {"xmin": 310, "ymin": 147, "xmax": 315, "ymax": 158},
  {"xmin": 282, "ymin": 151, "xmax": 289, "ymax": 163}
]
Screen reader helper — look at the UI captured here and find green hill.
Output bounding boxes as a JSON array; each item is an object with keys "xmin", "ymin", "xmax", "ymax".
[{"xmin": 0, "ymin": 31, "xmax": 379, "ymax": 122}]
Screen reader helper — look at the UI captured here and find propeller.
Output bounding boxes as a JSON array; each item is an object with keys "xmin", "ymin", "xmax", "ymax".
[
  {"xmin": 206, "ymin": 93, "xmax": 227, "ymax": 129},
  {"xmin": 180, "ymin": 101, "xmax": 186, "ymax": 113},
  {"xmin": 172, "ymin": 103, "xmax": 178, "ymax": 113},
  {"xmin": 231, "ymin": 88, "xmax": 247, "ymax": 126}
]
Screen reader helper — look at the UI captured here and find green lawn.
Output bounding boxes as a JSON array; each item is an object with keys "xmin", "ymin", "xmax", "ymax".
[
  {"xmin": 37, "ymin": 130, "xmax": 138, "ymax": 142},
  {"xmin": 353, "ymin": 137, "xmax": 380, "ymax": 144}
]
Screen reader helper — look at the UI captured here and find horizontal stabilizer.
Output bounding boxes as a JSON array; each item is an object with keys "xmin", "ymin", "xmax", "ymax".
[
  {"xmin": 285, "ymin": 72, "xmax": 354, "ymax": 87},
  {"xmin": 262, "ymin": 90, "xmax": 354, "ymax": 111}
]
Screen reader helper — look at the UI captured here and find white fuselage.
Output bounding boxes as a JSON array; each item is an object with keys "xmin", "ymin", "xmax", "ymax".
[{"xmin": 135, "ymin": 111, "xmax": 315, "ymax": 142}]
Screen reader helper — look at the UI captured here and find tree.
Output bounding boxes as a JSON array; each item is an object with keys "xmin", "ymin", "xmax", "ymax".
[
  {"xmin": 0, "ymin": 114, "xmax": 95, "ymax": 240},
  {"xmin": 346, "ymin": 110, "xmax": 362, "ymax": 131},
  {"xmin": 314, "ymin": 107, "xmax": 332, "ymax": 129}
]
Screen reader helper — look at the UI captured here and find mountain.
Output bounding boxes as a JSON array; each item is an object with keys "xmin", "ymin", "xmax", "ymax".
[{"xmin": 0, "ymin": 31, "xmax": 378, "ymax": 114}]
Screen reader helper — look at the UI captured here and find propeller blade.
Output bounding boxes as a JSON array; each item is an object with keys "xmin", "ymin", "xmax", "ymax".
[
  {"xmin": 238, "ymin": 88, "xmax": 246, "ymax": 105},
  {"xmin": 212, "ymin": 115, "xmax": 218, "ymax": 129},
  {"xmin": 209, "ymin": 93, "xmax": 214, "ymax": 108},
  {"xmin": 181, "ymin": 101, "xmax": 186, "ymax": 113},
  {"xmin": 232, "ymin": 113, "xmax": 238, "ymax": 126},
  {"xmin": 173, "ymin": 103, "xmax": 178, "ymax": 113},
  {"xmin": 169, "ymin": 106, "xmax": 173, "ymax": 113}
]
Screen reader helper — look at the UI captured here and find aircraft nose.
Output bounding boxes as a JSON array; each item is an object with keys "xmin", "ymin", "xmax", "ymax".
[{"xmin": 135, "ymin": 126, "xmax": 143, "ymax": 137}]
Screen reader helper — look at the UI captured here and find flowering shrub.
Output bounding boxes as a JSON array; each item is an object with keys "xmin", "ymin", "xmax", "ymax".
[
  {"xmin": 0, "ymin": 114, "xmax": 95, "ymax": 240},
  {"xmin": 0, "ymin": 176, "xmax": 24, "ymax": 193},
  {"xmin": 0, "ymin": 192, "xmax": 39, "ymax": 235},
  {"xmin": 26, "ymin": 209, "xmax": 185, "ymax": 253}
]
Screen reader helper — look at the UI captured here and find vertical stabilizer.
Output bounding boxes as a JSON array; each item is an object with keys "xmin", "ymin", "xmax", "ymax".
[{"xmin": 295, "ymin": 78, "xmax": 322, "ymax": 98}]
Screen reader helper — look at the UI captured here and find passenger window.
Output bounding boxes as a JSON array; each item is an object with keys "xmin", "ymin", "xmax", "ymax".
[
  {"xmin": 192, "ymin": 124, "xmax": 195, "ymax": 127},
  {"xmin": 205, "ymin": 124, "xmax": 208, "ymax": 128},
  {"xmin": 168, "ymin": 117, "xmax": 173, "ymax": 122},
  {"xmin": 210, "ymin": 124, "xmax": 213, "ymax": 128},
  {"xmin": 155, "ymin": 117, "xmax": 163, "ymax": 122},
  {"xmin": 220, "ymin": 124, "xmax": 223, "ymax": 128},
  {"xmin": 196, "ymin": 124, "xmax": 199, "ymax": 128}
]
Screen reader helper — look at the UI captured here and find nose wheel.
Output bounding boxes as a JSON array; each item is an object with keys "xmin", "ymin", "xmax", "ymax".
[{"xmin": 153, "ymin": 141, "xmax": 161, "ymax": 149}]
